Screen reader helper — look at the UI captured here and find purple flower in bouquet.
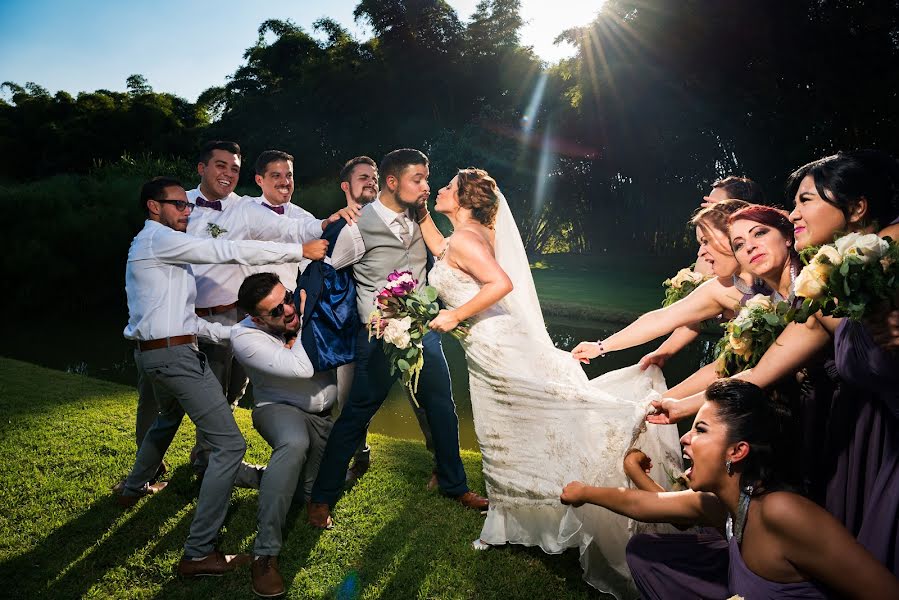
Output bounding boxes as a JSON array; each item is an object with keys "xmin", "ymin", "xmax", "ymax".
[{"xmin": 385, "ymin": 270, "xmax": 417, "ymax": 296}]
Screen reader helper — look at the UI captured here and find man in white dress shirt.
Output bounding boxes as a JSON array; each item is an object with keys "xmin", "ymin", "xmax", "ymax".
[
  {"xmin": 231, "ymin": 273, "xmax": 336, "ymax": 597},
  {"xmin": 250, "ymin": 149, "xmax": 327, "ymax": 292},
  {"xmin": 185, "ymin": 141, "xmax": 350, "ymax": 479},
  {"xmin": 120, "ymin": 176, "xmax": 308, "ymax": 577}
]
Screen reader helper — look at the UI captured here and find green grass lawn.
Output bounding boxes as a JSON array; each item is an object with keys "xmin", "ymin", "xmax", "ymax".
[{"xmin": 0, "ymin": 358, "xmax": 607, "ymax": 599}]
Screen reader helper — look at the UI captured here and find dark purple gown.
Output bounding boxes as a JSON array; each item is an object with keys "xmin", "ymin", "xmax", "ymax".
[
  {"xmin": 727, "ymin": 535, "xmax": 830, "ymax": 599},
  {"xmin": 826, "ymin": 318, "xmax": 899, "ymax": 574}
]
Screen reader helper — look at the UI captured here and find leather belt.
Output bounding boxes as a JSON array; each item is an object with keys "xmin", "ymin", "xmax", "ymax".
[
  {"xmin": 137, "ymin": 335, "xmax": 198, "ymax": 352},
  {"xmin": 195, "ymin": 302, "xmax": 237, "ymax": 317}
]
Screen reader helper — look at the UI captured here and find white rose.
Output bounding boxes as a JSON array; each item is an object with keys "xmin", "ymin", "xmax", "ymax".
[
  {"xmin": 793, "ymin": 265, "xmax": 826, "ymax": 299},
  {"xmin": 382, "ymin": 316, "xmax": 413, "ymax": 349},
  {"xmin": 394, "ymin": 272, "xmax": 415, "ymax": 285},
  {"xmin": 852, "ymin": 233, "xmax": 890, "ymax": 262},
  {"xmin": 733, "ymin": 313, "xmax": 752, "ymax": 330},
  {"xmin": 744, "ymin": 294, "xmax": 772, "ymax": 311},
  {"xmin": 813, "ymin": 244, "xmax": 842, "ymax": 266},
  {"xmin": 834, "ymin": 232, "xmax": 862, "ymax": 256}
]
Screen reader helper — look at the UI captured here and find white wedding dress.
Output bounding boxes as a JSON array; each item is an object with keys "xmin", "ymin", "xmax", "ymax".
[{"xmin": 428, "ymin": 195, "xmax": 683, "ymax": 599}]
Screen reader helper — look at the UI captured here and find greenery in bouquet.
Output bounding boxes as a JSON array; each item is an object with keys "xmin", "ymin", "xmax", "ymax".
[
  {"xmin": 793, "ymin": 233, "xmax": 899, "ymax": 322},
  {"xmin": 714, "ymin": 294, "xmax": 795, "ymax": 377},
  {"xmin": 367, "ymin": 270, "xmax": 469, "ymax": 399},
  {"xmin": 661, "ymin": 265, "xmax": 711, "ymax": 307}
]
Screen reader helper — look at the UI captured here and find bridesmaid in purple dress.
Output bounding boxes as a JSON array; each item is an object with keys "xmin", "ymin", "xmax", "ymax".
[{"xmin": 560, "ymin": 380, "xmax": 899, "ymax": 599}]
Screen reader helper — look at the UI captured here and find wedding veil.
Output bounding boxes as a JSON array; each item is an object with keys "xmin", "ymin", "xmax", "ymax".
[{"xmin": 494, "ymin": 191, "xmax": 554, "ymax": 346}]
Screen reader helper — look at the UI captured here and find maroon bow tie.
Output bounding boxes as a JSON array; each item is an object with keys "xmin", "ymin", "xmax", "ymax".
[
  {"xmin": 196, "ymin": 197, "xmax": 223, "ymax": 211},
  {"xmin": 263, "ymin": 203, "xmax": 285, "ymax": 215}
]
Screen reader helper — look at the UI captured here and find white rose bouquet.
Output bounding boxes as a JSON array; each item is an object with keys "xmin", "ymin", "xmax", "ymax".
[
  {"xmin": 794, "ymin": 233, "xmax": 899, "ymax": 322},
  {"xmin": 662, "ymin": 265, "xmax": 711, "ymax": 307},
  {"xmin": 367, "ymin": 270, "xmax": 469, "ymax": 399},
  {"xmin": 714, "ymin": 294, "xmax": 794, "ymax": 376}
]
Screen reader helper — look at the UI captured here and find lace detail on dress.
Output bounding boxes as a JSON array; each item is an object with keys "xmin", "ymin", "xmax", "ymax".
[{"xmin": 429, "ymin": 258, "xmax": 684, "ymax": 598}]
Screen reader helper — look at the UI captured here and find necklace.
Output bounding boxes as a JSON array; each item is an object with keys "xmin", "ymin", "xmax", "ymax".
[
  {"xmin": 770, "ymin": 260, "xmax": 798, "ymax": 305},
  {"xmin": 726, "ymin": 484, "xmax": 754, "ymax": 543}
]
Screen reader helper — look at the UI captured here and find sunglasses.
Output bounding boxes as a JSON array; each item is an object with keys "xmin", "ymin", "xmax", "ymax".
[
  {"xmin": 155, "ymin": 198, "xmax": 195, "ymax": 212},
  {"xmin": 266, "ymin": 289, "xmax": 295, "ymax": 318}
]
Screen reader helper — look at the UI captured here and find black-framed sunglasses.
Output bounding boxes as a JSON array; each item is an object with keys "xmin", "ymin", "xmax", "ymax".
[
  {"xmin": 155, "ymin": 198, "xmax": 196, "ymax": 212},
  {"xmin": 266, "ymin": 289, "xmax": 295, "ymax": 318}
]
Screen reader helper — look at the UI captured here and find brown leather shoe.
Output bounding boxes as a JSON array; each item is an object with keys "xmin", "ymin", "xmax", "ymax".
[
  {"xmin": 426, "ymin": 468, "xmax": 439, "ymax": 491},
  {"xmin": 112, "ymin": 461, "xmax": 168, "ymax": 494},
  {"xmin": 251, "ymin": 555, "xmax": 285, "ymax": 597},
  {"xmin": 345, "ymin": 459, "xmax": 370, "ymax": 484},
  {"xmin": 177, "ymin": 551, "xmax": 252, "ymax": 577},
  {"xmin": 306, "ymin": 501, "xmax": 333, "ymax": 529},
  {"xmin": 454, "ymin": 491, "xmax": 489, "ymax": 513},
  {"xmin": 116, "ymin": 481, "xmax": 168, "ymax": 508}
]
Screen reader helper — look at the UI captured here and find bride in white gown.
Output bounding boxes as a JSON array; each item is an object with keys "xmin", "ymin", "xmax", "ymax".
[{"xmin": 416, "ymin": 168, "xmax": 683, "ymax": 598}]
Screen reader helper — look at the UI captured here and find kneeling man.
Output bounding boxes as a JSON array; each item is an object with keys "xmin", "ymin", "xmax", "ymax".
[{"xmin": 232, "ymin": 273, "xmax": 336, "ymax": 597}]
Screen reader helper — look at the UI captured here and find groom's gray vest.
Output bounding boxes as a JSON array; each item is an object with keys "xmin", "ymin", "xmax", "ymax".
[{"xmin": 353, "ymin": 206, "xmax": 429, "ymax": 322}]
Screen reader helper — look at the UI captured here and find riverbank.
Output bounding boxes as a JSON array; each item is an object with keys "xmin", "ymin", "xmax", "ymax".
[{"xmin": 0, "ymin": 358, "xmax": 607, "ymax": 599}]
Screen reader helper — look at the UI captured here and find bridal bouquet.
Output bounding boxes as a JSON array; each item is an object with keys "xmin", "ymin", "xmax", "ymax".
[
  {"xmin": 714, "ymin": 295, "xmax": 794, "ymax": 376},
  {"xmin": 793, "ymin": 232, "xmax": 899, "ymax": 322},
  {"xmin": 662, "ymin": 265, "xmax": 711, "ymax": 307},
  {"xmin": 367, "ymin": 270, "xmax": 469, "ymax": 399}
]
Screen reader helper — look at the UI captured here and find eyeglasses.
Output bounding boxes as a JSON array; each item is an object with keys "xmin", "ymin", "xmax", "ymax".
[
  {"xmin": 155, "ymin": 198, "xmax": 196, "ymax": 212},
  {"xmin": 266, "ymin": 289, "xmax": 294, "ymax": 318}
]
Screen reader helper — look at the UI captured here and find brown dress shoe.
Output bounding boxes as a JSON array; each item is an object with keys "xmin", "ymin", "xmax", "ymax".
[
  {"xmin": 177, "ymin": 551, "xmax": 252, "ymax": 577},
  {"xmin": 251, "ymin": 555, "xmax": 285, "ymax": 597},
  {"xmin": 454, "ymin": 491, "xmax": 489, "ymax": 513},
  {"xmin": 116, "ymin": 481, "xmax": 168, "ymax": 508},
  {"xmin": 113, "ymin": 461, "xmax": 169, "ymax": 494},
  {"xmin": 306, "ymin": 501, "xmax": 333, "ymax": 529},
  {"xmin": 426, "ymin": 468, "xmax": 439, "ymax": 491},
  {"xmin": 345, "ymin": 459, "xmax": 370, "ymax": 484}
]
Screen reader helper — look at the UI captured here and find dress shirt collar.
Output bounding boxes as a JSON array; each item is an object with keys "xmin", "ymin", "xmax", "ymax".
[
  {"xmin": 192, "ymin": 187, "xmax": 240, "ymax": 209},
  {"xmin": 373, "ymin": 197, "xmax": 412, "ymax": 228}
]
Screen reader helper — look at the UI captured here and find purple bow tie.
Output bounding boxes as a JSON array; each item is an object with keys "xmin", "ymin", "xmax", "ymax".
[
  {"xmin": 196, "ymin": 197, "xmax": 223, "ymax": 211},
  {"xmin": 263, "ymin": 203, "xmax": 285, "ymax": 215}
]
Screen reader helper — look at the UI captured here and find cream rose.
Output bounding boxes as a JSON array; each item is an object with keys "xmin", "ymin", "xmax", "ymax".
[
  {"xmin": 813, "ymin": 244, "xmax": 842, "ymax": 266},
  {"xmin": 794, "ymin": 265, "xmax": 827, "ymax": 299},
  {"xmin": 671, "ymin": 268, "xmax": 703, "ymax": 288},
  {"xmin": 729, "ymin": 333, "xmax": 752, "ymax": 358},
  {"xmin": 382, "ymin": 316, "xmax": 413, "ymax": 349},
  {"xmin": 744, "ymin": 294, "xmax": 772, "ymax": 311}
]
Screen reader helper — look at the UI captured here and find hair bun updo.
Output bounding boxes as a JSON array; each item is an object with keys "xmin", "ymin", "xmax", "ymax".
[{"xmin": 457, "ymin": 168, "xmax": 500, "ymax": 228}]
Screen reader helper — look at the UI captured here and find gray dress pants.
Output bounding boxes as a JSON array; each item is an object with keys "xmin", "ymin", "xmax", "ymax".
[
  {"xmin": 252, "ymin": 403, "xmax": 332, "ymax": 556},
  {"xmin": 123, "ymin": 344, "xmax": 246, "ymax": 558}
]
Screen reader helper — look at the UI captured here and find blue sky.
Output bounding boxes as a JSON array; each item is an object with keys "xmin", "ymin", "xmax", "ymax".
[{"xmin": 0, "ymin": 0, "xmax": 604, "ymax": 102}]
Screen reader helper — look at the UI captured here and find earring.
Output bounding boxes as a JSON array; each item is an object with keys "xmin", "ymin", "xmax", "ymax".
[{"xmin": 725, "ymin": 459, "xmax": 733, "ymax": 475}]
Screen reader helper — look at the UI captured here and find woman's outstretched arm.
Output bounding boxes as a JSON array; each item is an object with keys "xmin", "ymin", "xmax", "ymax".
[
  {"xmin": 647, "ymin": 317, "xmax": 832, "ymax": 424},
  {"xmin": 639, "ymin": 324, "xmax": 703, "ymax": 370},
  {"xmin": 572, "ymin": 278, "xmax": 738, "ymax": 362},
  {"xmin": 428, "ymin": 229, "xmax": 513, "ymax": 332},
  {"xmin": 560, "ymin": 481, "xmax": 726, "ymax": 529}
]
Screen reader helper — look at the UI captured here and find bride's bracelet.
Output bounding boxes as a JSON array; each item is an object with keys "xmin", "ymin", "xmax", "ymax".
[
  {"xmin": 416, "ymin": 210, "xmax": 430, "ymax": 224},
  {"xmin": 594, "ymin": 339, "xmax": 606, "ymax": 357}
]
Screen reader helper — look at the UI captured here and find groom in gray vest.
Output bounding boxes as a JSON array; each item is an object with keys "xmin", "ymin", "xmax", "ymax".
[{"xmin": 307, "ymin": 149, "xmax": 488, "ymax": 528}]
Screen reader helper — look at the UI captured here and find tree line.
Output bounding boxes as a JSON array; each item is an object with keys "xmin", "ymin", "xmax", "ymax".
[{"xmin": 2, "ymin": 0, "xmax": 897, "ymax": 257}]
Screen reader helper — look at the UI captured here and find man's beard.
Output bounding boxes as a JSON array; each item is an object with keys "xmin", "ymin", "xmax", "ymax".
[
  {"xmin": 352, "ymin": 188, "xmax": 377, "ymax": 205},
  {"xmin": 395, "ymin": 190, "xmax": 425, "ymax": 210}
]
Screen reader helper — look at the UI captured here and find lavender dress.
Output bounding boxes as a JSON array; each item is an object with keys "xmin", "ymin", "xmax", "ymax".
[
  {"xmin": 727, "ymin": 535, "xmax": 830, "ymax": 599},
  {"xmin": 826, "ymin": 318, "xmax": 899, "ymax": 574}
]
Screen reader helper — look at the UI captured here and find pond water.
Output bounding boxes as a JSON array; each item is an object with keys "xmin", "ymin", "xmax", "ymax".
[{"xmin": 1, "ymin": 312, "xmax": 717, "ymax": 450}]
